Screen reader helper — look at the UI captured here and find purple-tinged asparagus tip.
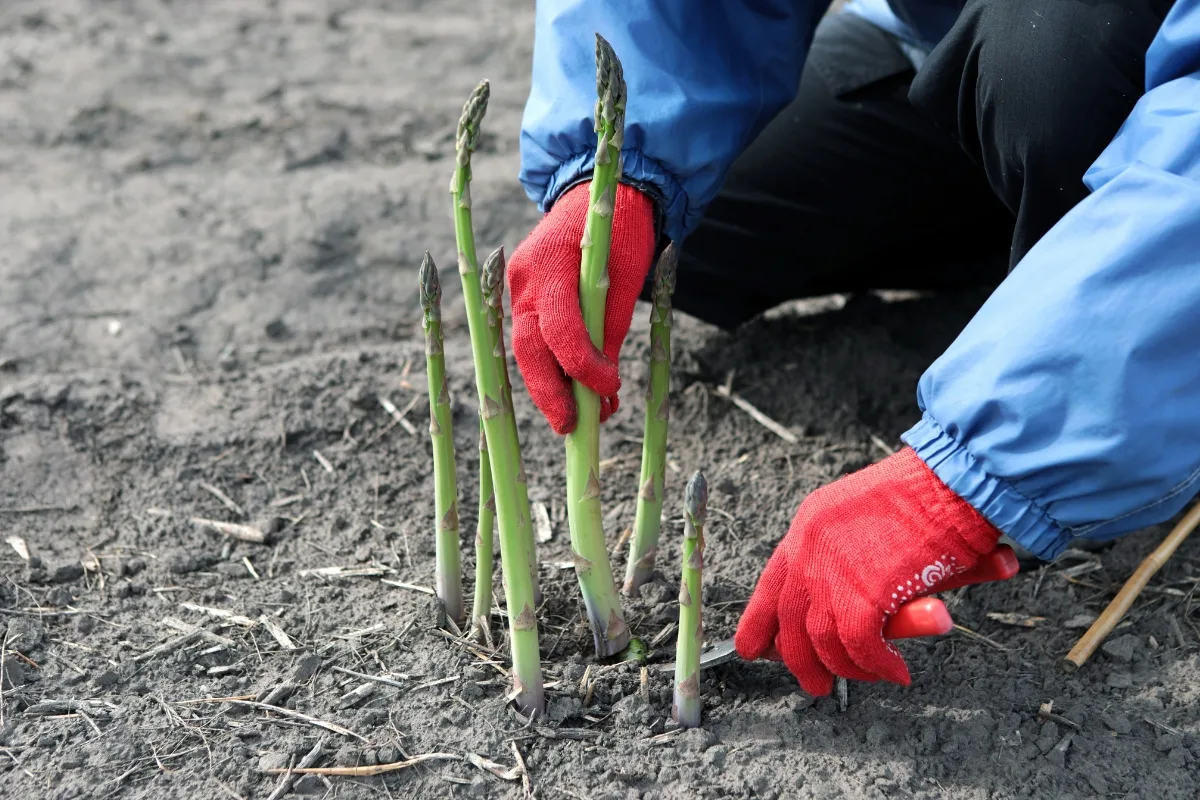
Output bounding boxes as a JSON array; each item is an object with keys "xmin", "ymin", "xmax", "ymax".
[
  {"xmin": 654, "ymin": 243, "xmax": 678, "ymax": 301},
  {"xmin": 419, "ymin": 251, "xmax": 441, "ymax": 316},
  {"xmin": 685, "ymin": 470, "xmax": 708, "ymax": 528},
  {"xmin": 456, "ymin": 79, "xmax": 490, "ymax": 166},
  {"xmin": 594, "ymin": 34, "xmax": 626, "ymax": 127},
  {"xmin": 481, "ymin": 246, "xmax": 506, "ymax": 306}
]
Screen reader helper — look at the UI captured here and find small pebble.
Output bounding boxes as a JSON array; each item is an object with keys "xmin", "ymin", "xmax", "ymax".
[
  {"xmin": 1044, "ymin": 737, "xmax": 1070, "ymax": 769},
  {"xmin": 1080, "ymin": 766, "xmax": 1107, "ymax": 794},
  {"xmin": 547, "ymin": 696, "xmax": 583, "ymax": 723},
  {"xmin": 1155, "ymin": 733, "xmax": 1183, "ymax": 753},
  {"xmin": 265, "ymin": 319, "xmax": 289, "ymax": 340},
  {"xmin": 168, "ymin": 554, "xmax": 205, "ymax": 574},
  {"xmin": 1101, "ymin": 634, "xmax": 1140, "ymax": 664},
  {"xmin": 1106, "ymin": 672, "xmax": 1133, "ymax": 689},
  {"xmin": 865, "ymin": 722, "xmax": 890, "ymax": 747},
  {"xmin": 1168, "ymin": 747, "xmax": 1191, "ymax": 768},
  {"xmin": 216, "ymin": 562, "xmax": 247, "ymax": 579},
  {"xmin": 334, "ymin": 744, "xmax": 358, "ymax": 767},
  {"xmin": 93, "ymin": 670, "xmax": 120, "ymax": 689},
  {"xmin": 259, "ymin": 753, "xmax": 289, "ymax": 772},
  {"xmin": 1, "ymin": 657, "xmax": 26, "ymax": 690},
  {"xmin": 677, "ymin": 726, "xmax": 716, "ymax": 753},
  {"xmin": 1101, "ymin": 712, "xmax": 1132, "ymax": 735},
  {"xmin": 1036, "ymin": 722, "xmax": 1059, "ymax": 754},
  {"xmin": 45, "ymin": 586, "xmax": 74, "ymax": 606},
  {"xmin": 292, "ymin": 653, "xmax": 321, "ymax": 682},
  {"xmin": 7, "ymin": 618, "xmax": 44, "ymax": 651},
  {"xmin": 50, "ymin": 563, "xmax": 84, "ymax": 583},
  {"xmin": 293, "ymin": 774, "xmax": 323, "ymax": 795}
]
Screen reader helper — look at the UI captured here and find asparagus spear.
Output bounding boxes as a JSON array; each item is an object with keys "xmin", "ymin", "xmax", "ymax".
[
  {"xmin": 481, "ymin": 248, "xmax": 542, "ymax": 606},
  {"xmin": 471, "ymin": 418, "xmax": 495, "ymax": 642},
  {"xmin": 564, "ymin": 33, "xmax": 632, "ymax": 658},
  {"xmin": 672, "ymin": 470, "xmax": 707, "ymax": 729},
  {"xmin": 451, "ymin": 79, "xmax": 544, "ymax": 715},
  {"xmin": 623, "ymin": 244, "xmax": 678, "ymax": 596},
  {"xmin": 419, "ymin": 252, "xmax": 464, "ymax": 628}
]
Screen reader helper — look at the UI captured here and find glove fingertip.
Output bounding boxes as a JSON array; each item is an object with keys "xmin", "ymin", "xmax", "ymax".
[
  {"xmin": 797, "ymin": 670, "xmax": 834, "ymax": 698},
  {"xmin": 734, "ymin": 556, "xmax": 787, "ymax": 660},
  {"xmin": 599, "ymin": 394, "xmax": 620, "ymax": 423},
  {"xmin": 878, "ymin": 643, "xmax": 912, "ymax": 687},
  {"xmin": 586, "ymin": 359, "xmax": 621, "ymax": 398},
  {"xmin": 734, "ymin": 624, "xmax": 770, "ymax": 661},
  {"xmin": 549, "ymin": 408, "xmax": 577, "ymax": 436}
]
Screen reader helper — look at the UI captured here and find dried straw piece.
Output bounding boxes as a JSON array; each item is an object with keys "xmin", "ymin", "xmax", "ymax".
[{"xmin": 1064, "ymin": 502, "xmax": 1200, "ymax": 670}]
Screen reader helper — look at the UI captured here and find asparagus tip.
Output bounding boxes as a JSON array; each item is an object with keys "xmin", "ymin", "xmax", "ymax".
[
  {"xmin": 654, "ymin": 242, "xmax": 678, "ymax": 299},
  {"xmin": 456, "ymin": 79, "xmax": 490, "ymax": 162},
  {"xmin": 685, "ymin": 470, "xmax": 708, "ymax": 525},
  {"xmin": 481, "ymin": 245, "xmax": 506, "ymax": 299},
  {"xmin": 419, "ymin": 251, "xmax": 441, "ymax": 311},
  {"xmin": 594, "ymin": 33, "xmax": 625, "ymax": 125}
]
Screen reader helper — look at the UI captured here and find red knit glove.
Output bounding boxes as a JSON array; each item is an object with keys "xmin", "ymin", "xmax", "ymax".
[
  {"xmin": 508, "ymin": 182, "xmax": 656, "ymax": 434},
  {"xmin": 734, "ymin": 448, "xmax": 1000, "ymax": 696}
]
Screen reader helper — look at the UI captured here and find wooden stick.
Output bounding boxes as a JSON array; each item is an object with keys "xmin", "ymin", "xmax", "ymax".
[
  {"xmin": 1064, "ymin": 502, "xmax": 1200, "ymax": 670},
  {"xmin": 227, "ymin": 700, "xmax": 367, "ymax": 741},
  {"xmin": 711, "ymin": 384, "xmax": 798, "ymax": 444},
  {"xmin": 266, "ymin": 735, "xmax": 327, "ymax": 800},
  {"xmin": 199, "ymin": 482, "xmax": 245, "ymax": 517},
  {"xmin": 264, "ymin": 752, "xmax": 459, "ymax": 776},
  {"xmin": 133, "ymin": 629, "xmax": 203, "ymax": 662},
  {"xmin": 191, "ymin": 517, "xmax": 266, "ymax": 544}
]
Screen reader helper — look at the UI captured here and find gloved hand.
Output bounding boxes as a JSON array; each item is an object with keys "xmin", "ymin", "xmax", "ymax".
[
  {"xmin": 508, "ymin": 182, "xmax": 656, "ymax": 434},
  {"xmin": 734, "ymin": 448, "xmax": 1000, "ymax": 696}
]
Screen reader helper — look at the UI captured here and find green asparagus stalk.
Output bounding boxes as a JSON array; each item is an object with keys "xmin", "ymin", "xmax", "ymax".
[
  {"xmin": 564, "ymin": 33, "xmax": 632, "ymax": 659},
  {"xmin": 481, "ymin": 248, "xmax": 542, "ymax": 606},
  {"xmin": 419, "ymin": 252, "xmax": 464, "ymax": 628},
  {"xmin": 623, "ymin": 243, "xmax": 678, "ymax": 596},
  {"xmin": 672, "ymin": 470, "xmax": 707, "ymax": 729},
  {"xmin": 452, "ymin": 79, "xmax": 544, "ymax": 715},
  {"xmin": 471, "ymin": 418, "xmax": 495, "ymax": 642}
]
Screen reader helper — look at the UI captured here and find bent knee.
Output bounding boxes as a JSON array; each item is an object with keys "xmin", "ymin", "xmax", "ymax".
[{"xmin": 911, "ymin": 0, "xmax": 1161, "ymax": 169}]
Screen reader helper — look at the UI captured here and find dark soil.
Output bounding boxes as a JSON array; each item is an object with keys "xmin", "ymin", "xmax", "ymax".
[{"xmin": 2, "ymin": 2, "xmax": 1198, "ymax": 798}]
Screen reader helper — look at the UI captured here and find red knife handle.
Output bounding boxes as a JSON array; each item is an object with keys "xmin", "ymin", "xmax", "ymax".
[
  {"xmin": 884, "ymin": 545, "xmax": 1018, "ymax": 637},
  {"xmin": 761, "ymin": 545, "xmax": 1019, "ymax": 658},
  {"xmin": 882, "ymin": 597, "xmax": 953, "ymax": 638}
]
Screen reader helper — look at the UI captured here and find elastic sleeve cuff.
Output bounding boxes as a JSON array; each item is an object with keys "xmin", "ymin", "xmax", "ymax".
[
  {"xmin": 542, "ymin": 149, "xmax": 691, "ymax": 242},
  {"xmin": 902, "ymin": 415, "xmax": 1071, "ymax": 560}
]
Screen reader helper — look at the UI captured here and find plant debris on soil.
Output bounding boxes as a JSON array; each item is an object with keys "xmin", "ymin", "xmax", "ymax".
[{"xmin": 1, "ymin": 2, "xmax": 1199, "ymax": 798}]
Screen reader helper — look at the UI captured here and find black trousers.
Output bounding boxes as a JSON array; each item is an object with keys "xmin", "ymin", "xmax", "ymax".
[{"xmin": 669, "ymin": 0, "xmax": 1173, "ymax": 330}]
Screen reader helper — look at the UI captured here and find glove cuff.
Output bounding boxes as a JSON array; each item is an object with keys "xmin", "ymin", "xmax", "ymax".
[{"xmin": 893, "ymin": 447, "xmax": 1002, "ymax": 557}]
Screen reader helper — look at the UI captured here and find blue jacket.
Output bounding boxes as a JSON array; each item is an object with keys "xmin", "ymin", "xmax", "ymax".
[{"xmin": 520, "ymin": 1, "xmax": 1200, "ymax": 560}]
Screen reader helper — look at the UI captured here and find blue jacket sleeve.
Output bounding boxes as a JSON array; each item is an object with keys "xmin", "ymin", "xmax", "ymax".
[
  {"xmin": 519, "ymin": 0, "xmax": 827, "ymax": 243},
  {"xmin": 903, "ymin": 0, "xmax": 1200, "ymax": 560}
]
